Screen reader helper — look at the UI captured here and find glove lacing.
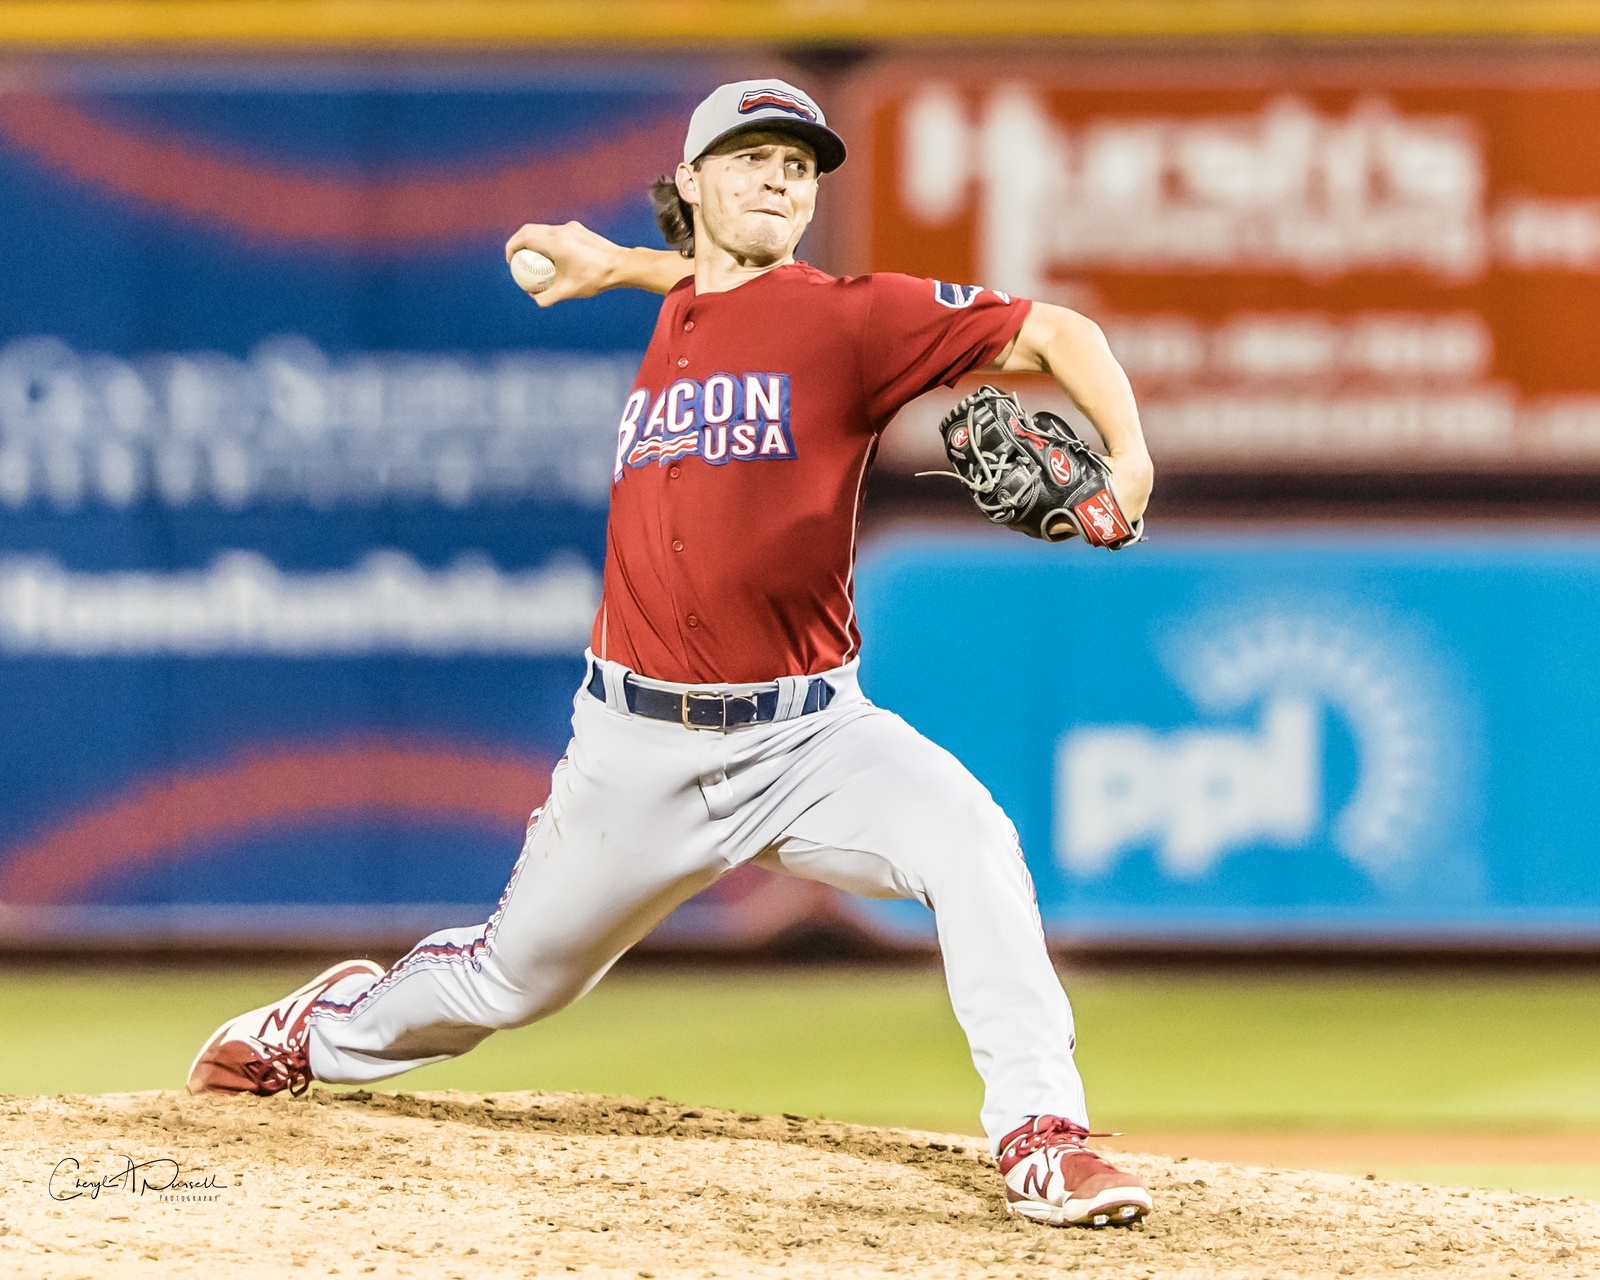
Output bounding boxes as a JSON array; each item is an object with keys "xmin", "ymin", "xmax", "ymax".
[{"xmin": 927, "ymin": 392, "xmax": 1063, "ymax": 524}]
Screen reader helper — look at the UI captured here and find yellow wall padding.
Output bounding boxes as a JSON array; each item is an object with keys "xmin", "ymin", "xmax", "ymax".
[{"xmin": 5, "ymin": 0, "xmax": 1600, "ymax": 49}]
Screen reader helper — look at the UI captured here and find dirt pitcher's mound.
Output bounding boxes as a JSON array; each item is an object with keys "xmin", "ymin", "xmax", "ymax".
[{"xmin": 0, "ymin": 1091, "xmax": 1594, "ymax": 1279}]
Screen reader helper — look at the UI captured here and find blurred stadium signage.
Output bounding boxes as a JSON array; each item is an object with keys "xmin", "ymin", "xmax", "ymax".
[
  {"xmin": 854, "ymin": 534, "xmax": 1600, "ymax": 945},
  {"xmin": 0, "ymin": 337, "xmax": 630, "ymax": 510},
  {"xmin": 0, "ymin": 63, "xmax": 701, "ymax": 945},
  {"xmin": 857, "ymin": 57, "xmax": 1600, "ymax": 472},
  {"xmin": 11, "ymin": 49, "xmax": 1600, "ymax": 953},
  {"xmin": 0, "ymin": 552, "xmax": 600, "ymax": 657}
]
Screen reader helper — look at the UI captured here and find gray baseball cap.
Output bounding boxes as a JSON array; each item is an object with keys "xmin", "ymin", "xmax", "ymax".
[{"xmin": 683, "ymin": 79, "xmax": 847, "ymax": 173}]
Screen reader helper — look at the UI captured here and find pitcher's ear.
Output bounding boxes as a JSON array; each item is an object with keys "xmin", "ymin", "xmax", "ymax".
[{"xmin": 675, "ymin": 160, "xmax": 701, "ymax": 208}]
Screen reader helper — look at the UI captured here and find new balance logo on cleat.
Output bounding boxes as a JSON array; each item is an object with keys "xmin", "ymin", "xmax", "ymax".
[
  {"xmin": 998, "ymin": 1115, "xmax": 1153, "ymax": 1228},
  {"xmin": 1019, "ymin": 1162, "xmax": 1054, "ymax": 1201}
]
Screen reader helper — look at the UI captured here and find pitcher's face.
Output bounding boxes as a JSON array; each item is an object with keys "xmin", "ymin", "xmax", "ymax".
[{"xmin": 679, "ymin": 132, "xmax": 818, "ymax": 264}]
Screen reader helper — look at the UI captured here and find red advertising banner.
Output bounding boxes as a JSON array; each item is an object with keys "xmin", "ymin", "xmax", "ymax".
[{"xmin": 847, "ymin": 54, "xmax": 1600, "ymax": 473}]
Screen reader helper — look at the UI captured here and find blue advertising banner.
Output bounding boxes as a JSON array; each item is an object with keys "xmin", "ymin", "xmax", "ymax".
[
  {"xmin": 0, "ymin": 61, "xmax": 718, "ymax": 944},
  {"xmin": 854, "ymin": 532, "xmax": 1600, "ymax": 945}
]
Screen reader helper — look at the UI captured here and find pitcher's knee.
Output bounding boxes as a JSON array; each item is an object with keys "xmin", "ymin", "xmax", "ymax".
[
  {"xmin": 916, "ymin": 799, "xmax": 1038, "ymax": 895},
  {"xmin": 472, "ymin": 954, "xmax": 592, "ymax": 1031},
  {"xmin": 941, "ymin": 790, "xmax": 1023, "ymax": 858}
]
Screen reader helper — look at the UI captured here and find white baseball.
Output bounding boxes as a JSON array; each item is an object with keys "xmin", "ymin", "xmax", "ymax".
[{"xmin": 510, "ymin": 248, "xmax": 557, "ymax": 295}]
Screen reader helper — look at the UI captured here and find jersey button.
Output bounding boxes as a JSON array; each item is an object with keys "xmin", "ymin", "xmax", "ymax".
[
  {"xmin": 668, "ymin": 466, "xmax": 681, "ymax": 479},
  {"xmin": 672, "ymin": 540, "xmax": 684, "ymax": 552},
  {"xmin": 683, "ymin": 321, "xmax": 695, "ymax": 332},
  {"xmin": 676, "ymin": 356, "xmax": 689, "ymax": 368},
  {"xmin": 686, "ymin": 614, "xmax": 700, "ymax": 628}
]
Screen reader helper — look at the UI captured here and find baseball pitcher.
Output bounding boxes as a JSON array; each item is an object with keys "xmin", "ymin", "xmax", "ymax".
[{"xmin": 188, "ymin": 79, "xmax": 1156, "ymax": 1229}]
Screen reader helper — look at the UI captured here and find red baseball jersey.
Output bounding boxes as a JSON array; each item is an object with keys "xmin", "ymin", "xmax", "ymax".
[{"xmin": 593, "ymin": 263, "xmax": 1031, "ymax": 683}]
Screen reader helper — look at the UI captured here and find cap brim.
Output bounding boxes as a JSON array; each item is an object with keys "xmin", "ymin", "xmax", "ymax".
[{"xmin": 696, "ymin": 119, "xmax": 847, "ymax": 173}]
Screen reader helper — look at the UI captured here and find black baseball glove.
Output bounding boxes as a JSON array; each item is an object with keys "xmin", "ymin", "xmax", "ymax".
[{"xmin": 933, "ymin": 385, "xmax": 1144, "ymax": 548}]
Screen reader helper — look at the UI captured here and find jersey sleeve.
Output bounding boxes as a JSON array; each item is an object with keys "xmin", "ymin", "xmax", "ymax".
[{"xmin": 860, "ymin": 273, "xmax": 1033, "ymax": 427}]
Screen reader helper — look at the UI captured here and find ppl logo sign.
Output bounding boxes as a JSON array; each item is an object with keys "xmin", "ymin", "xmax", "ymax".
[
  {"xmin": 738, "ymin": 89, "xmax": 819, "ymax": 123},
  {"xmin": 1055, "ymin": 603, "xmax": 1460, "ymax": 888},
  {"xmin": 615, "ymin": 373, "xmax": 796, "ymax": 477}
]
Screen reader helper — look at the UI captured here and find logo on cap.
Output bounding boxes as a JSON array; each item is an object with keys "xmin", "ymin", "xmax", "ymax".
[{"xmin": 738, "ymin": 88, "xmax": 820, "ymax": 123}]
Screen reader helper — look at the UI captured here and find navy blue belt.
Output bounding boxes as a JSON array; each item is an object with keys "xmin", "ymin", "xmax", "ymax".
[{"xmin": 586, "ymin": 665, "xmax": 835, "ymax": 730}]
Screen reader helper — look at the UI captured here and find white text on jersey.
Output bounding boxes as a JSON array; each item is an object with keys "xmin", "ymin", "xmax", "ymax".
[{"xmin": 614, "ymin": 373, "xmax": 797, "ymax": 478}]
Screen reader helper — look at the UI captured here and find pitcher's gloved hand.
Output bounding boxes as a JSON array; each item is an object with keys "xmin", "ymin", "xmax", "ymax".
[{"xmin": 934, "ymin": 385, "xmax": 1144, "ymax": 548}]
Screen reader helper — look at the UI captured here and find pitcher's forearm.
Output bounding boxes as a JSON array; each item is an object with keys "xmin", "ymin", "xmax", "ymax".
[
  {"xmin": 1047, "ymin": 318, "xmax": 1148, "ymax": 463},
  {"xmin": 1048, "ymin": 322, "xmax": 1153, "ymax": 518},
  {"xmin": 996, "ymin": 302, "xmax": 1154, "ymax": 518},
  {"xmin": 611, "ymin": 246, "xmax": 696, "ymax": 295},
  {"xmin": 1007, "ymin": 307, "xmax": 1144, "ymax": 454},
  {"xmin": 504, "ymin": 222, "xmax": 693, "ymax": 305}
]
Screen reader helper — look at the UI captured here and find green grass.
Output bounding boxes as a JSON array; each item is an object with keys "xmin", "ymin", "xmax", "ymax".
[
  {"xmin": 2, "ymin": 964, "xmax": 1598, "ymax": 1195},
  {"xmin": 5, "ymin": 966, "xmax": 1600, "ymax": 1130},
  {"xmin": 1072, "ymin": 972, "xmax": 1600, "ymax": 1131}
]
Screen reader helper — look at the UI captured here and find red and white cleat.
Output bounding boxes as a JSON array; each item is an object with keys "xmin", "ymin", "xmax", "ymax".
[
  {"xmin": 186, "ymin": 959, "xmax": 383, "ymax": 1097},
  {"xmin": 998, "ymin": 1115, "xmax": 1153, "ymax": 1227}
]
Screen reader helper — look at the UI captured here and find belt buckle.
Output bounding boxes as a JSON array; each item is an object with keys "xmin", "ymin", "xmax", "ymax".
[{"xmin": 681, "ymin": 691, "xmax": 726, "ymax": 730}]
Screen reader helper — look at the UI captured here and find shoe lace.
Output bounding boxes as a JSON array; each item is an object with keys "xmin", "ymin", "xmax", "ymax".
[
  {"xmin": 1005, "ymin": 1116, "xmax": 1122, "ymax": 1160},
  {"xmin": 240, "ymin": 1029, "xmax": 312, "ymax": 1097}
]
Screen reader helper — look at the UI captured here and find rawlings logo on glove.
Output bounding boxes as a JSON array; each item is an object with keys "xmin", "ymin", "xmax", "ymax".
[{"xmin": 932, "ymin": 386, "xmax": 1144, "ymax": 549}]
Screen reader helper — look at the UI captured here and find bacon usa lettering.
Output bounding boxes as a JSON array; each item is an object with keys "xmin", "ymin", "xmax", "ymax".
[{"xmin": 613, "ymin": 373, "xmax": 796, "ymax": 478}]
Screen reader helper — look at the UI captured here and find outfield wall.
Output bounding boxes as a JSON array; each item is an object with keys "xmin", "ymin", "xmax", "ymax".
[
  {"xmin": 850, "ymin": 49, "xmax": 1600, "ymax": 480},
  {"xmin": 0, "ymin": 60, "xmax": 686, "ymax": 946},
  {"xmin": 2, "ymin": 47, "xmax": 1599, "ymax": 950},
  {"xmin": 853, "ymin": 530, "xmax": 1600, "ymax": 947}
]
